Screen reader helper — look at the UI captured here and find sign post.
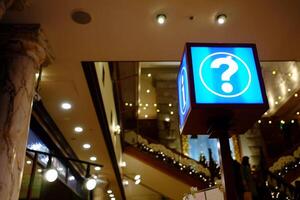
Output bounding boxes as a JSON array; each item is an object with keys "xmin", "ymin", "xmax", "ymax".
[{"xmin": 177, "ymin": 43, "xmax": 269, "ymax": 200}]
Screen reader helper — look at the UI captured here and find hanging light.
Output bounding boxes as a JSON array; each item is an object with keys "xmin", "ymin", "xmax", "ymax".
[
  {"xmin": 85, "ymin": 178, "xmax": 97, "ymax": 190},
  {"xmin": 44, "ymin": 156, "xmax": 58, "ymax": 182},
  {"xmin": 84, "ymin": 164, "xmax": 97, "ymax": 191}
]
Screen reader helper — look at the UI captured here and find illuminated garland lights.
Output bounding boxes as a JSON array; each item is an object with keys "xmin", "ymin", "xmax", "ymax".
[{"xmin": 135, "ymin": 134, "xmax": 215, "ymax": 186}]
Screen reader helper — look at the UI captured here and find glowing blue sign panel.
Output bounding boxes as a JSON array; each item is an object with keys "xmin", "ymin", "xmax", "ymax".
[
  {"xmin": 178, "ymin": 52, "xmax": 191, "ymax": 131},
  {"xmin": 191, "ymin": 47, "xmax": 264, "ymax": 104}
]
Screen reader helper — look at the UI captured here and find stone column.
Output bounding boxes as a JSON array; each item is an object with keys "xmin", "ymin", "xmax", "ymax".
[{"xmin": 0, "ymin": 24, "xmax": 53, "ymax": 200}]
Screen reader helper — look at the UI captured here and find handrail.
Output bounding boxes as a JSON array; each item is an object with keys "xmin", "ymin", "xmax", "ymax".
[{"xmin": 138, "ymin": 132, "xmax": 201, "ymax": 163}]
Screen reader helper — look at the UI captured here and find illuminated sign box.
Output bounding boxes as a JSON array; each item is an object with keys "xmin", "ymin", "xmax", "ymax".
[{"xmin": 177, "ymin": 43, "xmax": 269, "ymax": 135}]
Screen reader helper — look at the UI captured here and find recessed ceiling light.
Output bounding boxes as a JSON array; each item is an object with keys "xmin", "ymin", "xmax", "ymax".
[
  {"xmin": 156, "ymin": 109, "xmax": 160, "ymax": 113},
  {"xmin": 170, "ymin": 111, "xmax": 174, "ymax": 115},
  {"xmin": 37, "ymin": 169, "xmax": 43, "ymax": 173},
  {"xmin": 258, "ymin": 120, "xmax": 261, "ymax": 124},
  {"xmin": 168, "ymin": 103, "xmax": 172, "ymax": 107},
  {"xmin": 129, "ymin": 103, "xmax": 133, "ymax": 107},
  {"xmin": 295, "ymin": 93, "xmax": 298, "ymax": 97},
  {"xmin": 146, "ymin": 89, "xmax": 150, "ymax": 93},
  {"xmin": 125, "ymin": 102, "xmax": 128, "ymax": 106},
  {"xmin": 278, "ymin": 96, "xmax": 282, "ymax": 100},
  {"xmin": 272, "ymin": 70, "xmax": 276, "ymax": 75},
  {"xmin": 147, "ymin": 73, "xmax": 152, "ymax": 77},
  {"xmin": 139, "ymin": 103, "xmax": 143, "ymax": 106},
  {"xmin": 297, "ymin": 112, "xmax": 300, "ymax": 115},
  {"xmin": 154, "ymin": 103, "xmax": 157, "ymax": 107},
  {"xmin": 143, "ymin": 107, "xmax": 146, "ymax": 110},
  {"xmin": 26, "ymin": 160, "xmax": 32, "ymax": 165},
  {"xmin": 291, "ymin": 120, "xmax": 295, "ymax": 124},
  {"xmin": 83, "ymin": 143, "xmax": 91, "ymax": 149},
  {"xmin": 111, "ymin": 198, "xmax": 116, "ymax": 200},
  {"xmin": 280, "ymin": 120, "xmax": 285, "ymax": 124},
  {"xmin": 120, "ymin": 161, "xmax": 126, "ymax": 167},
  {"xmin": 275, "ymin": 101, "xmax": 278, "ymax": 105},
  {"xmin": 74, "ymin": 126, "xmax": 83, "ymax": 133},
  {"xmin": 109, "ymin": 194, "xmax": 114, "ymax": 198},
  {"xmin": 156, "ymin": 14, "xmax": 167, "ymax": 25},
  {"xmin": 165, "ymin": 117, "xmax": 170, "ymax": 122},
  {"xmin": 94, "ymin": 166, "xmax": 101, "ymax": 171},
  {"xmin": 145, "ymin": 104, "xmax": 149, "ymax": 107},
  {"xmin": 90, "ymin": 156, "xmax": 97, "ymax": 161},
  {"xmin": 216, "ymin": 14, "xmax": 227, "ymax": 25},
  {"xmin": 288, "ymin": 88, "xmax": 291, "ymax": 92},
  {"xmin": 107, "ymin": 190, "xmax": 112, "ymax": 194},
  {"xmin": 145, "ymin": 115, "xmax": 148, "ymax": 118},
  {"xmin": 123, "ymin": 180, "xmax": 129, "ymax": 186},
  {"xmin": 268, "ymin": 120, "xmax": 272, "ymax": 124},
  {"xmin": 61, "ymin": 102, "xmax": 72, "ymax": 110}
]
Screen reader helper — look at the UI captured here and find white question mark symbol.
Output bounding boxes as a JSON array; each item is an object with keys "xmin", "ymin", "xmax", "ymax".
[{"xmin": 211, "ymin": 56, "xmax": 239, "ymax": 93}]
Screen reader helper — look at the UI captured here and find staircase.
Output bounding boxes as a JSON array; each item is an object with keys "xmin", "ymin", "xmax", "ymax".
[{"xmin": 123, "ymin": 132, "xmax": 213, "ymax": 200}]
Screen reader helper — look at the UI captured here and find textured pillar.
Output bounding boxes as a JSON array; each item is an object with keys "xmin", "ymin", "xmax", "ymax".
[{"xmin": 0, "ymin": 24, "xmax": 53, "ymax": 200}]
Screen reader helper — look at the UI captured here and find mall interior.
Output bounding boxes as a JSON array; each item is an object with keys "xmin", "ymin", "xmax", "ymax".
[{"xmin": 1, "ymin": 1, "xmax": 300, "ymax": 200}]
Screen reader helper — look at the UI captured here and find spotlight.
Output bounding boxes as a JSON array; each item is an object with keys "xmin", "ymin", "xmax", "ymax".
[
  {"xmin": 156, "ymin": 14, "xmax": 167, "ymax": 25},
  {"xmin": 216, "ymin": 14, "xmax": 227, "ymax": 25},
  {"xmin": 107, "ymin": 190, "xmax": 112, "ymax": 194},
  {"xmin": 85, "ymin": 178, "xmax": 97, "ymax": 190},
  {"xmin": 44, "ymin": 168, "xmax": 58, "ymax": 182}
]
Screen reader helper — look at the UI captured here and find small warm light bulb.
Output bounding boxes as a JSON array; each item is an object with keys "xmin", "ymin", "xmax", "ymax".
[
  {"xmin": 154, "ymin": 103, "xmax": 157, "ymax": 107},
  {"xmin": 125, "ymin": 102, "xmax": 129, "ymax": 106},
  {"xmin": 134, "ymin": 175, "xmax": 141, "ymax": 180},
  {"xmin": 109, "ymin": 194, "xmax": 114, "ymax": 197},
  {"xmin": 165, "ymin": 117, "xmax": 170, "ymax": 122},
  {"xmin": 147, "ymin": 73, "xmax": 152, "ymax": 77},
  {"xmin": 291, "ymin": 120, "xmax": 295, "ymax": 124},
  {"xmin": 156, "ymin": 14, "xmax": 167, "ymax": 25},
  {"xmin": 145, "ymin": 104, "xmax": 149, "ymax": 107},
  {"xmin": 146, "ymin": 89, "xmax": 150, "ymax": 93},
  {"xmin": 295, "ymin": 93, "xmax": 298, "ymax": 97},
  {"xmin": 129, "ymin": 103, "xmax": 133, "ymax": 107},
  {"xmin": 275, "ymin": 101, "xmax": 278, "ymax": 105},
  {"xmin": 258, "ymin": 120, "xmax": 261, "ymax": 124},
  {"xmin": 107, "ymin": 190, "xmax": 112, "ymax": 194},
  {"xmin": 216, "ymin": 14, "xmax": 227, "ymax": 25},
  {"xmin": 74, "ymin": 126, "xmax": 83, "ymax": 133},
  {"xmin": 280, "ymin": 120, "xmax": 285, "ymax": 124},
  {"xmin": 168, "ymin": 103, "xmax": 172, "ymax": 107},
  {"xmin": 170, "ymin": 111, "xmax": 174, "ymax": 115},
  {"xmin": 297, "ymin": 112, "xmax": 300, "ymax": 115},
  {"xmin": 272, "ymin": 70, "xmax": 276, "ymax": 75},
  {"xmin": 268, "ymin": 120, "xmax": 272, "ymax": 124},
  {"xmin": 288, "ymin": 88, "xmax": 291, "ymax": 92},
  {"xmin": 144, "ymin": 115, "xmax": 148, "ymax": 118},
  {"xmin": 94, "ymin": 166, "xmax": 101, "ymax": 171},
  {"xmin": 156, "ymin": 109, "xmax": 160, "ymax": 113},
  {"xmin": 26, "ymin": 160, "xmax": 32, "ymax": 165},
  {"xmin": 83, "ymin": 143, "xmax": 91, "ymax": 149},
  {"xmin": 135, "ymin": 179, "xmax": 141, "ymax": 184},
  {"xmin": 90, "ymin": 156, "xmax": 97, "ymax": 161}
]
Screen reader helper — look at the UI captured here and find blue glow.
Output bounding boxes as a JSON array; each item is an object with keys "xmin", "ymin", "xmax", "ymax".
[
  {"xmin": 178, "ymin": 52, "xmax": 191, "ymax": 132},
  {"xmin": 191, "ymin": 47, "xmax": 264, "ymax": 104}
]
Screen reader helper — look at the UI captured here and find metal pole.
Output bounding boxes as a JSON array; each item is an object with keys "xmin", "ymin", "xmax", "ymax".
[{"xmin": 26, "ymin": 152, "xmax": 38, "ymax": 200}]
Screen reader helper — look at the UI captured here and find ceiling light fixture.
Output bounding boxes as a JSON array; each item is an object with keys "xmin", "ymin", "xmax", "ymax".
[
  {"xmin": 85, "ymin": 178, "xmax": 97, "ymax": 190},
  {"xmin": 156, "ymin": 109, "xmax": 160, "ymax": 113},
  {"xmin": 268, "ymin": 120, "xmax": 272, "ymax": 124},
  {"xmin": 156, "ymin": 14, "xmax": 167, "ymax": 25},
  {"xmin": 135, "ymin": 179, "xmax": 141, "ymax": 185},
  {"xmin": 216, "ymin": 14, "xmax": 227, "ymax": 25},
  {"xmin": 154, "ymin": 103, "xmax": 157, "ymax": 107},
  {"xmin": 146, "ymin": 89, "xmax": 150, "ymax": 93},
  {"xmin": 291, "ymin": 120, "xmax": 295, "ymax": 124},
  {"xmin": 272, "ymin": 70, "xmax": 276, "ymax": 75},
  {"xmin": 90, "ymin": 156, "xmax": 97, "ymax": 161},
  {"xmin": 61, "ymin": 102, "xmax": 72, "ymax": 110},
  {"xmin": 107, "ymin": 190, "xmax": 112, "ymax": 194},
  {"xmin": 258, "ymin": 120, "xmax": 261, "ymax": 124},
  {"xmin": 145, "ymin": 115, "xmax": 148, "ymax": 118},
  {"xmin": 26, "ymin": 160, "xmax": 32, "ymax": 165},
  {"xmin": 297, "ymin": 112, "xmax": 300, "ymax": 115},
  {"xmin": 95, "ymin": 166, "xmax": 101, "ymax": 171},
  {"xmin": 120, "ymin": 161, "xmax": 126, "ymax": 167},
  {"xmin": 109, "ymin": 194, "xmax": 114, "ymax": 198},
  {"xmin": 165, "ymin": 117, "xmax": 170, "ymax": 122},
  {"xmin": 44, "ymin": 155, "xmax": 58, "ymax": 182},
  {"xmin": 170, "ymin": 111, "xmax": 174, "ymax": 115},
  {"xmin": 295, "ymin": 93, "xmax": 298, "ymax": 97},
  {"xmin": 83, "ymin": 143, "xmax": 91, "ymax": 149},
  {"xmin": 168, "ymin": 103, "xmax": 172, "ymax": 107},
  {"xmin": 74, "ymin": 126, "xmax": 83, "ymax": 133},
  {"xmin": 147, "ymin": 73, "xmax": 152, "ymax": 77}
]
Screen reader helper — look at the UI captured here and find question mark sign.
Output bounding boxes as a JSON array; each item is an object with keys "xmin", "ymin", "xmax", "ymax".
[{"xmin": 211, "ymin": 56, "xmax": 239, "ymax": 93}]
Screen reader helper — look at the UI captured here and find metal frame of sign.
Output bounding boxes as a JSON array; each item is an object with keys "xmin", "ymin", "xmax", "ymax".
[{"xmin": 178, "ymin": 43, "xmax": 269, "ymax": 135}]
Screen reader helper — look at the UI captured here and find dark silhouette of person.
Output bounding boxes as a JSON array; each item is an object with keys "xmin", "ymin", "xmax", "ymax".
[{"xmin": 241, "ymin": 156, "xmax": 258, "ymax": 200}]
